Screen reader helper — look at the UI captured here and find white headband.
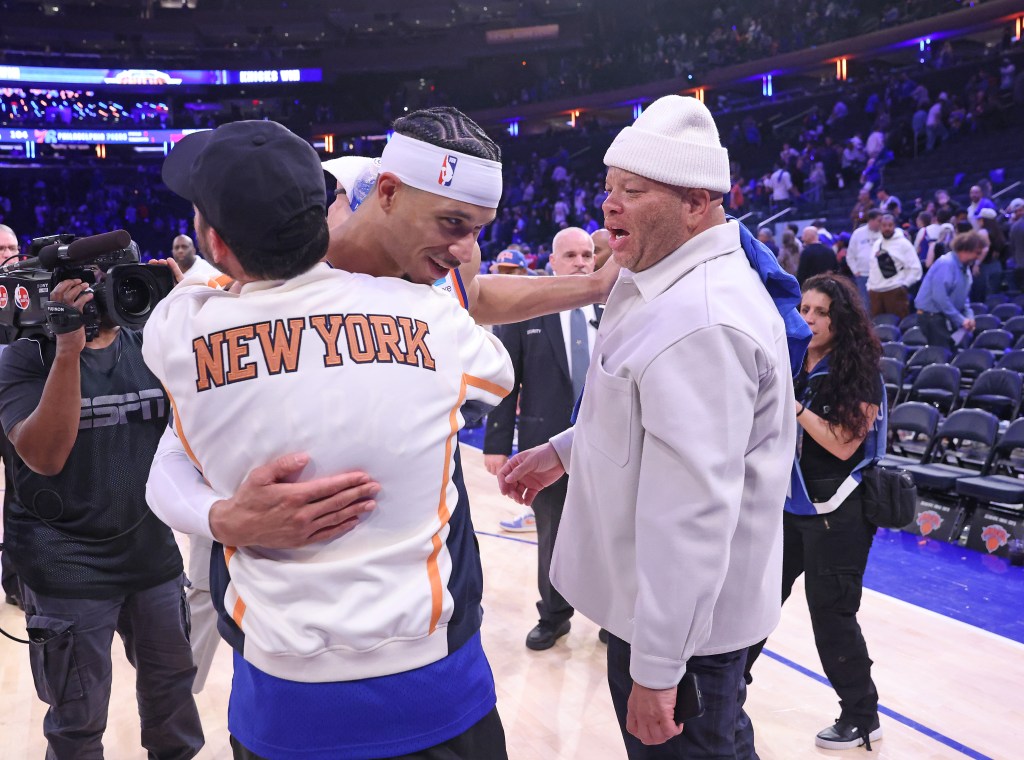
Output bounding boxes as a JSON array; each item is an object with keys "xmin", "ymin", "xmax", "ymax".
[{"xmin": 379, "ymin": 132, "xmax": 503, "ymax": 209}]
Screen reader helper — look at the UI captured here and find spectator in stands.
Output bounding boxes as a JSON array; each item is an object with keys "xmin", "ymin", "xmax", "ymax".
[
  {"xmin": 915, "ymin": 231, "xmax": 982, "ymax": 349},
  {"xmin": 797, "ymin": 226, "xmax": 838, "ymax": 285},
  {"xmin": 934, "ymin": 189, "xmax": 960, "ymax": 217},
  {"xmin": 779, "ymin": 228, "xmax": 802, "ymax": 277},
  {"xmin": 875, "ymin": 187, "xmax": 901, "ymax": 219},
  {"xmin": 748, "ymin": 272, "xmax": 884, "ymax": 752},
  {"xmin": 967, "ymin": 184, "xmax": 997, "ymax": 230},
  {"xmin": 847, "ymin": 209, "xmax": 882, "ymax": 307},
  {"xmin": 495, "ymin": 248, "xmax": 530, "ymax": 275},
  {"xmin": 913, "ymin": 211, "xmax": 943, "ymax": 269},
  {"xmin": 170, "ymin": 234, "xmax": 219, "ymax": 280},
  {"xmin": 592, "ymin": 228, "xmax": 612, "ymax": 269},
  {"xmin": 757, "ymin": 227, "xmax": 779, "ymax": 257},
  {"xmin": 926, "ymin": 94, "xmax": 948, "ymax": 151},
  {"xmin": 1008, "ymin": 199, "xmax": 1024, "ymax": 291},
  {"xmin": 972, "ymin": 208, "xmax": 1008, "ymax": 300},
  {"xmin": 850, "ymin": 189, "xmax": 875, "ymax": 229},
  {"xmin": 867, "ymin": 214, "xmax": 922, "ymax": 318},
  {"xmin": 765, "ymin": 161, "xmax": 794, "ymax": 209}
]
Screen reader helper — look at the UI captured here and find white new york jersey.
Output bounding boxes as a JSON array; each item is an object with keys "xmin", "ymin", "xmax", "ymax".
[{"xmin": 142, "ymin": 263, "xmax": 512, "ymax": 682}]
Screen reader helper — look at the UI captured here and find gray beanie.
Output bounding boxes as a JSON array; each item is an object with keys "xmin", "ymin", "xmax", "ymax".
[{"xmin": 604, "ymin": 95, "xmax": 731, "ymax": 194}]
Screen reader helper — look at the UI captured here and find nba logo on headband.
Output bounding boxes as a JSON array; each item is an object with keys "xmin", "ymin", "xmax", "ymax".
[{"xmin": 438, "ymin": 155, "xmax": 458, "ymax": 187}]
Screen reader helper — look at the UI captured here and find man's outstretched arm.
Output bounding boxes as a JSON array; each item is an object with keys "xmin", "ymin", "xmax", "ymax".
[{"xmin": 146, "ymin": 426, "xmax": 380, "ymax": 548}]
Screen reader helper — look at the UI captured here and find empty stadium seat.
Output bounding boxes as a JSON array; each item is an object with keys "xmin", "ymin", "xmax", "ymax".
[
  {"xmin": 973, "ymin": 314, "xmax": 1003, "ymax": 333},
  {"xmin": 970, "ymin": 301, "xmax": 989, "ymax": 315},
  {"xmin": 992, "ymin": 303, "xmax": 1023, "ymax": 321},
  {"xmin": 874, "ymin": 324, "xmax": 901, "ymax": 343},
  {"xmin": 996, "ymin": 350, "xmax": 1024, "ymax": 374},
  {"xmin": 903, "ymin": 345, "xmax": 952, "ymax": 391},
  {"xmin": 898, "ymin": 314, "xmax": 919, "ymax": 332},
  {"xmin": 881, "ymin": 357, "xmax": 905, "ymax": 410},
  {"xmin": 881, "ymin": 342, "xmax": 909, "ymax": 362},
  {"xmin": 985, "ymin": 294, "xmax": 1009, "ymax": 309},
  {"xmin": 903, "ymin": 326, "xmax": 928, "ymax": 347},
  {"xmin": 951, "ymin": 348, "xmax": 995, "ymax": 394},
  {"xmin": 904, "ymin": 408, "xmax": 999, "ymax": 492},
  {"xmin": 907, "ymin": 364, "xmax": 961, "ymax": 414},
  {"xmin": 1002, "ymin": 315, "xmax": 1024, "ymax": 343},
  {"xmin": 955, "ymin": 419, "xmax": 1024, "ymax": 508},
  {"xmin": 873, "ymin": 314, "xmax": 900, "ymax": 327},
  {"xmin": 882, "ymin": 401, "xmax": 941, "ymax": 468},
  {"xmin": 970, "ymin": 328, "xmax": 1013, "ymax": 354},
  {"xmin": 962, "ymin": 368, "xmax": 1024, "ymax": 420}
]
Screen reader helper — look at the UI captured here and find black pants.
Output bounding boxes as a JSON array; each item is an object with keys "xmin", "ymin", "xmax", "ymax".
[
  {"xmin": 230, "ymin": 706, "xmax": 507, "ymax": 760},
  {"xmin": 747, "ymin": 495, "xmax": 878, "ymax": 725},
  {"xmin": 534, "ymin": 475, "xmax": 573, "ymax": 627},
  {"xmin": 607, "ymin": 635, "xmax": 757, "ymax": 759},
  {"xmin": 916, "ymin": 312, "xmax": 953, "ymax": 349}
]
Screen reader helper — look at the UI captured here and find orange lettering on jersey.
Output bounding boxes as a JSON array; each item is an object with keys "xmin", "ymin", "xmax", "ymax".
[
  {"xmin": 369, "ymin": 315, "xmax": 405, "ymax": 364},
  {"xmin": 345, "ymin": 314, "xmax": 375, "ymax": 364},
  {"xmin": 255, "ymin": 318, "xmax": 305, "ymax": 375},
  {"xmin": 398, "ymin": 317, "xmax": 436, "ymax": 371},
  {"xmin": 193, "ymin": 333, "xmax": 227, "ymax": 392},
  {"xmin": 309, "ymin": 314, "xmax": 344, "ymax": 367},
  {"xmin": 224, "ymin": 325, "xmax": 258, "ymax": 383}
]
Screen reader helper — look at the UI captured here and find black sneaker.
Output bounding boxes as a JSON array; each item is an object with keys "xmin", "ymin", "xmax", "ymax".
[
  {"xmin": 525, "ymin": 620, "xmax": 571, "ymax": 651},
  {"xmin": 815, "ymin": 717, "xmax": 883, "ymax": 751}
]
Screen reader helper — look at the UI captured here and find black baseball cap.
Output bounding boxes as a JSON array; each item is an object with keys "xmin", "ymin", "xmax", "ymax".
[{"xmin": 162, "ymin": 120, "xmax": 326, "ymax": 250}]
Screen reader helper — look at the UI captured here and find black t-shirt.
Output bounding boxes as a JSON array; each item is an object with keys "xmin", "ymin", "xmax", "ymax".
[
  {"xmin": 0, "ymin": 330, "xmax": 182, "ymax": 598},
  {"xmin": 796, "ymin": 364, "xmax": 884, "ymax": 494}
]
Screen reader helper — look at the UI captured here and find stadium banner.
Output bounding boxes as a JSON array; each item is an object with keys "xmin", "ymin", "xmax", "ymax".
[
  {"xmin": 0, "ymin": 66, "xmax": 321, "ymax": 86},
  {"xmin": 0, "ymin": 127, "xmax": 208, "ymax": 144}
]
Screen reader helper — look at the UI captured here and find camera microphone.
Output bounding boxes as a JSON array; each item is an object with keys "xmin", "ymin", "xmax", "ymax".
[{"xmin": 37, "ymin": 230, "xmax": 132, "ymax": 269}]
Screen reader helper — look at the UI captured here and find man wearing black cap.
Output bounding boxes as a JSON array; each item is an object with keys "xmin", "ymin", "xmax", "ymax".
[{"xmin": 148, "ymin": 119, "xmax": 514, "ymax": 760}]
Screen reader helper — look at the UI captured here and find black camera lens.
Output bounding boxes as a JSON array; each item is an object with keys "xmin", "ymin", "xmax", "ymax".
[{"xmin": 116, "ymin": 275, "xmax": 153, "ymax": 317}]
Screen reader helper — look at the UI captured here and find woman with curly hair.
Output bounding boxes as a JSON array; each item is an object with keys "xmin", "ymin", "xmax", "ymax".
[{"xmin": 746, "ymin": 273, "xmax": 884, "ymax": 752}]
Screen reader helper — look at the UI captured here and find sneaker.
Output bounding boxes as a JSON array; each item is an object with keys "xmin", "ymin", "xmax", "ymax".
[
  {"xmin": 499, "ymin": 511, "xmax": 536, "ymax": 532},
  {"xmin": 525, "ymin": 620, "xmax": 571, "ymax": 651},
  {"xmin": 815, "ymin": 717, "xmax": 882, "ymax": 751}
]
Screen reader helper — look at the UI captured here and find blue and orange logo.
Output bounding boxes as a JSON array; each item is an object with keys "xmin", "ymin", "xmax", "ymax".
[
  {"xmin": 981, "ymin": 524, "xmax": 1009, "ymax": 553},
  {"xmin": 917, "ymin": 510, "xmax": 942, "ymax": 536},
  {"xmin": 438, "ymin": 154, "xmax": 458, "ymax": 187}
]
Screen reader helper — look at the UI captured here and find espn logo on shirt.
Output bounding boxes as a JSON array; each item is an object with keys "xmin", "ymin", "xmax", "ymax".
[{"xmin": 79, "ymin": 389, "xmax": 166, "ymax": 429}]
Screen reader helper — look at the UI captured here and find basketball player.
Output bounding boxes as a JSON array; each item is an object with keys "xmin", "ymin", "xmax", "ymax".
[{"xmin": 148, "ymin": 118, "xmax": 514, "ymax": 759}]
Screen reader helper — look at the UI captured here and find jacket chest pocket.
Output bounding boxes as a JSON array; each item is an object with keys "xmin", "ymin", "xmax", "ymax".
[{"xmin": 585, "ymin": 356, "xmax": 635, "ymax": 467}]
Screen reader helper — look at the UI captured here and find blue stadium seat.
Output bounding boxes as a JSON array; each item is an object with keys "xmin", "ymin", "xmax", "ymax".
[
  {"xmin": 882, "ymin": 401, "xmax": 941, "ymax": 468},
  {"xmin": 962, "ymin": 368, "xmax": 1024, "ymax": 421},
  {"xmin": 972, "ymin": 314, "xmax": 1003, "ymax": 333},
  {"xmin": 955, "ymin": 419, "xmax": 1024, "ymax": 508},
  {"xmin": 904, "ymin": 409, "xmax": 1000, "ymax": 492},
  {"xmin": 902, "ymin": 326, "xmax": 928, "ymax": 347},
  {"xmin": 992, "ymin": 303, "xmax": 1024, "ymax": 322},
  {"xmin": 880, "ymin": 357, "xmax": 905, "ymax": 410},
  {"xmin": 872, "ymin": 314, "xmax": 900, "ymax": 327},
  {"xmin": 907, "ymin": 364, "xmax": 961, "ymax": 414},
  {"xmin": 970, "ymin": 329, "xmax": 1013, "ymax": 354},
  {"xmin": 874, "ymin": 324, "xmax": 901, "ymax": 343}
]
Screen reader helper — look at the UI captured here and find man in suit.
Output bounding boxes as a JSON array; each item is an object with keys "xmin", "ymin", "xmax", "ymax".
[{"xmin": 484, "ymin": 226, "xmax": 601, "ymax": 650}]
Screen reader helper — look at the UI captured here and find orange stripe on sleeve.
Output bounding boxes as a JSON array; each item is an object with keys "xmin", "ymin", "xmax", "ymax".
[
  {"xmin": 465, "ymin": 373, "xmax": 511, "ymax": 399},
  {"xmin": 163, "ymin": 386, "xmax": 204, "ymax": 476},
  {"xmin": 232, "ymin": 596, "xmax": 246, "ymax": 628},
  {"xmin": 426, "ymin": 374, "xmax": 468, "ymax": 633}
]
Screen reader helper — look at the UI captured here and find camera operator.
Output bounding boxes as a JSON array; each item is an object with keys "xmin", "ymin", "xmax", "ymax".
[{"xmin": 0, "ymin": 275, "xmax": 203, "ymax": 759}]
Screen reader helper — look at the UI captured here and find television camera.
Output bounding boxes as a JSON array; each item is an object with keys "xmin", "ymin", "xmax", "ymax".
[{"xmin": 0, "ymin": 230, "xmax": 174, "ymax": 343}]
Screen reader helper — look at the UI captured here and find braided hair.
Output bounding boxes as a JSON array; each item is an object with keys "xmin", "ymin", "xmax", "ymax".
[{"xmin": 392, "ymin": 107, "xmax": 501, "ymax": 162}]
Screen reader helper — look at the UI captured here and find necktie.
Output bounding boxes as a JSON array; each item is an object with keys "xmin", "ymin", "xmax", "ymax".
[{"xmin": 570, "ymin": 308, "xmax": 590, "ymax": 399}]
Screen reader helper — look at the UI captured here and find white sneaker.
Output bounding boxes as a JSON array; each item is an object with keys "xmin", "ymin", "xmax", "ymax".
[{"xmin": 499, "ymin": 511, "xmax": 536, "ymax": 532}]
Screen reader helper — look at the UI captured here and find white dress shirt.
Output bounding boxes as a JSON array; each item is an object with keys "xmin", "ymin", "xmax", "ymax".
[{"xmin": 558, "ymin": 304, "xmax": 599, "ymax": 375}]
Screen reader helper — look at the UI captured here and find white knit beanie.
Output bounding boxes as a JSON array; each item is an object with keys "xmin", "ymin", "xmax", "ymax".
[{"xmin": 604, "ymin": 95, "xmax": 731, "ymax": 194}]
